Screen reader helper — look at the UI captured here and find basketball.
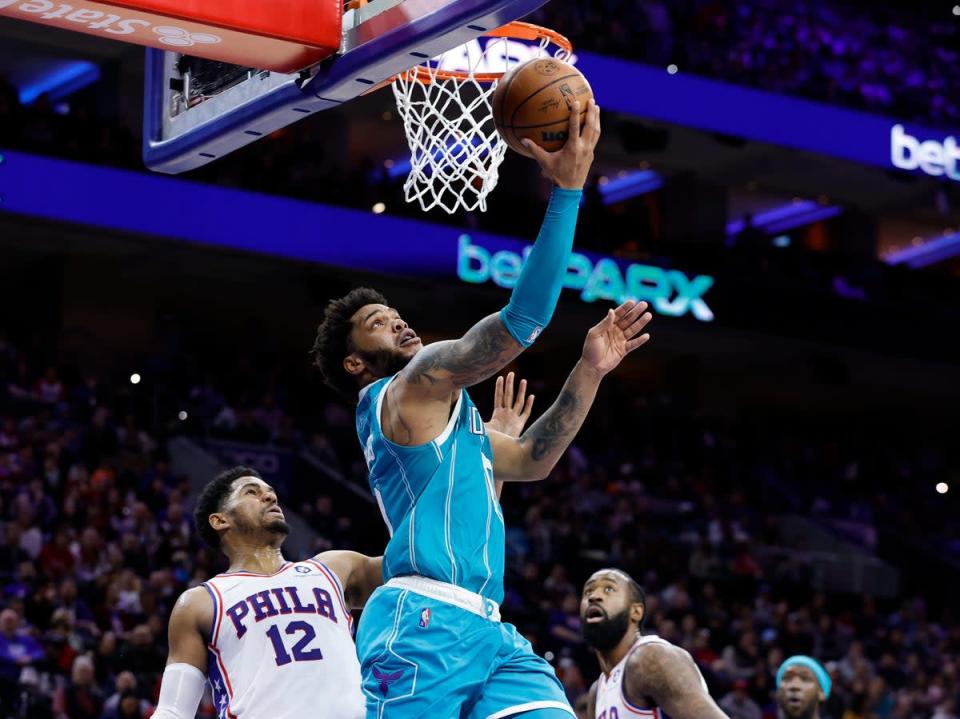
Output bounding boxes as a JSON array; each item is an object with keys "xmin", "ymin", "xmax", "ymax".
[{"xmin": 491, "ymin": 58, "xmax": 594, "ymax": 157}]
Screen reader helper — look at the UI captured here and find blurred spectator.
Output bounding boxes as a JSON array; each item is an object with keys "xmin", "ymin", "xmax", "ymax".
[
  {"xmin": 102, "ymin": 671, "xmax": 152, "ymax": 718},
  {"xmin": 720, "ymin": 678, "xmax": 762, "ymax": 719},
  {"xmin": 0, "ymin": 608, "xmax": 45, "ymax": 714},
  {"xmin": 0, "ymin": 328, "xmax": 958, "ymax": 719},
  {"xmin": 54, "ymin": 654, "xmax": 103, "ymax": 719}
]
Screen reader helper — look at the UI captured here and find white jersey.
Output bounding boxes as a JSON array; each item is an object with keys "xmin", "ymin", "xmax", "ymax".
[
  {"xmin": 204, "ymin": 559, "xmax": 364, "ymax": 719},
  {"xmin": 594, "ymin": 635, "xmax": 709, "ymax": 719}
]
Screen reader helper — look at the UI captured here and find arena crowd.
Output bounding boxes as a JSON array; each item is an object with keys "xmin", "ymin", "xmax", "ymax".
[{"xmin": 1, "ymin": 329, "xmax": 957, "ymax": 719}]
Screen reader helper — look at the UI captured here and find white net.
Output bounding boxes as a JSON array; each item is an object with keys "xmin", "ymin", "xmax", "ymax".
[{"xmin": 391, "ymin": 30, "xmax": 562, "ymax": 214}]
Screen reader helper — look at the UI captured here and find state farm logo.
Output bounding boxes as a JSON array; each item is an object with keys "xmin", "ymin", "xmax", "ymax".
[
  {"xmin": 153, "ymin": 26, "xmax": 221, "ymax": 47},
  {"xmin": 0, "ymin": 1, "xmax": 222, "ymax": 45}
]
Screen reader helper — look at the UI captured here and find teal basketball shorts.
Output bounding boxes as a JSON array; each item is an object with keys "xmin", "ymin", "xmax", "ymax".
[{"xmin": 356, "ymin": 577, "xmax": 574, "ymax": 719}]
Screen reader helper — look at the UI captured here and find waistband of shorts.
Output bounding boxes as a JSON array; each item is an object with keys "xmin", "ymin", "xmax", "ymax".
[{"xmin": 385, "ymin": 576, "xmax": 501, "ymax": 622}]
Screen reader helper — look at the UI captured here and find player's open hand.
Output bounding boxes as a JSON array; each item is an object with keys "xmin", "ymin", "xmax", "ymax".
[
  {"xmin": 486, "ymin": 372, "xmax": 535, "ymax": 438},
  {"xmin": 580, "ymin": 301, "xmax": 652, "ymax": 376},
  {"xmin": 522, "ymin": 99, "xmax": 600, "ymax": 190}
]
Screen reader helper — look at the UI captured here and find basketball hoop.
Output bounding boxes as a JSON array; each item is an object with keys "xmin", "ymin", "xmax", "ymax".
[{"xmin": 390, "ymin": 22, "xmax": 573, "ymax": 214}]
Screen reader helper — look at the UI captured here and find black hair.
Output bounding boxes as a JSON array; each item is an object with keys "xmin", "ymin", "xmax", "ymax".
[
  {"xmin": 310, "ymin": 287, "xmax": 389, "ymax": 400},
  {"xmin": 626, "ymin": 575, "xmax": 646, "ymax": 608},
  {"xmin": 193, "ymin": 466, "xmax": 262, "ymax": 550}
]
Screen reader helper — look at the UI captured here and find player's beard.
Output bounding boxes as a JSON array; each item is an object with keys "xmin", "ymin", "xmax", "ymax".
[
  {"xmin": 233, "ymin": 511, "xmax": 290, "ymax": 542},
  {"xmin": 358, "ymin": 348, "xmax": 412, "ymax": 378},
  {"xmin": 265, "ymin": 518, "xmax": 291, "ymax": 539},
  {"xmin": 581, "ymin": 606, "xmax": 632, "ymax": 651}
]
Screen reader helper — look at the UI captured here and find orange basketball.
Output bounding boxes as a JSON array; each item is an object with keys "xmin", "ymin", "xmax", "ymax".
[{"xmin": 491, "ymin": 58, "xmax": 593, "ymax": 158}]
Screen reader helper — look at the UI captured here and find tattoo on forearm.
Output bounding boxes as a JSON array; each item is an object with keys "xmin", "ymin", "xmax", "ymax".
[
  {"xmin": 529, "ymin": 390, "xmax": 579, "ymax": 461},
  {"xmin": 405, "ymin": 314, "xmax": 520, "ymax": 388}
]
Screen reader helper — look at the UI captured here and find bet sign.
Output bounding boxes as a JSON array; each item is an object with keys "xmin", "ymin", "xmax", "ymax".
[
  {"xmin": 458, "ymin": 235, "xmax": 715, "ymax": 322},
  {"xmin": 890, "ymin": 124, "xmax": 960, "ymax": 181}
]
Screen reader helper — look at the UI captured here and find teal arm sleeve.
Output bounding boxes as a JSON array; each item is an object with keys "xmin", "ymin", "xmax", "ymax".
[{"xmin": 499, "ymin": 187, "xmax": 582, "ymax": 346}]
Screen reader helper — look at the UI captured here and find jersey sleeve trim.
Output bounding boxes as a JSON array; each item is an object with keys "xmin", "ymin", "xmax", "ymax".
[
  {"xmin": 619, "ymin": 643, "xmax": 658, "ymax": 716},
  {"xmin": 373, "ymin": 374, "xmax": 464, "ymax": 450},
  {"xmin": 432, "ymin": 389, "xmax": 463, "ymax": 447},
  {"xmin": 204, "ymin": 582, "xmax": 224, "ymax": 648},
  {"xmin": 207, "ymin": 646, "xmax": 238, "ymax": 719}
]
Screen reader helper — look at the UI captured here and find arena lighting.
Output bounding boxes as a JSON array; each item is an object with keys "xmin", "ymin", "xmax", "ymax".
[
  {"xmin": 17, "ymin": 60, "xmax": 100, "ymax": 104},
  {"xmin": 178, "ymin": 411, "xmax": 188, "ymax": 421},
  {"xmin": 666, "ymin": 64, "xmax": 678, "ymax": 75},
  {"xmin": 371, "ymin": 202, "xmax": 386, "ymax": 214},
  {"xmin": 884, "ymin": 230, "xmax": 960, "ymax": 268},
  {"xmin": 129, "ymin": 373, "xmax": 141, "ymax": 385},
  {"xmin": 597, "ymin": 169, "xmax": 664, "ymax": 205},
  {"xmin": 726, "ymin": 200, "xmax": 842, "ymax": 238},
  {"xmin": 936, "ymin": 482, "xmax": 949, "ymax": 494}
]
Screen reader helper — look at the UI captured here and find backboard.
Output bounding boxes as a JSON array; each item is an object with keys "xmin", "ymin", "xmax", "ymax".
[{"xmin": 143, "ymin": 0, "xmax": 550, "ymax": 174}]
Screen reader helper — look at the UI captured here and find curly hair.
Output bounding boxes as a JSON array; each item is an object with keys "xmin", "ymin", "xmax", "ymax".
[
  {"xmin": 310, "ymin": 287, "xmax": 388, "ymax": 400},
  {"xmin": 193, "ymin": 466, "xmax": 262, "ymax": 550}
]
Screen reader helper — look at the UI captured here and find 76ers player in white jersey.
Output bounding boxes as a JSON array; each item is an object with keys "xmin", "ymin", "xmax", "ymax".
[
  {"xmin": 580, "ymin": 570, "xmax": 729, "ymax": 719},
  {"xmin": 151, "ymin": 466, "xmax": 382, "ymax": 719}
]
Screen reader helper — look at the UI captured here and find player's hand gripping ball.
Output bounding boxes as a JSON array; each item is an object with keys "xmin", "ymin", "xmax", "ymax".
[{"xmin": 491, "ymin": 59, "xmax": 594, "ymax": 157}]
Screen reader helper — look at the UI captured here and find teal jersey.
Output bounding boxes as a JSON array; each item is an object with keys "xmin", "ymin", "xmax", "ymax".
[{"xmin": 356, "ymin": 376, "xmax": 506, "ymax": 603}]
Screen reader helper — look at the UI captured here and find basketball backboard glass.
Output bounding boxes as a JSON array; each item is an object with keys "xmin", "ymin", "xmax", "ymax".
[{"xmin": 143, "ymin": 0, "xmax": 550, "ymax": 174}]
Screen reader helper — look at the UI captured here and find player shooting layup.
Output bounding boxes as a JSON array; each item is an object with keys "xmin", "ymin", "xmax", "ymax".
[
  {"xmin": 150, "ymin": 467, "xmax": 382, "ymax": 719},
  {"xmin": 312, "ymin": 99, "xmax": 654, "ymax": 719}
]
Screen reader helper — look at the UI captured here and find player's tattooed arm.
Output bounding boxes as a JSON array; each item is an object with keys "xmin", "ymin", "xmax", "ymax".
[
  {"xmin": 623, "ymin": 644, "xmax": 730, "ymax": 719},
  {"xmin": 489, "ymin": 301, "xmax": 651, "ymax": 481},
  {"xmin": 399, "ymin": 313, "xmax": 524, "ymax": 394}
]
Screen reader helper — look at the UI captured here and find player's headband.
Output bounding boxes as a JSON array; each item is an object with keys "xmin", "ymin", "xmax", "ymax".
[{"xmin": 776, "ymin": 655, "xmax": 831, "ymax": 699}]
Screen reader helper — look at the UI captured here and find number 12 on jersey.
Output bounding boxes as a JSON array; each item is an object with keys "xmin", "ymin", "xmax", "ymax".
[{"xmin": 266, "ymin": 621, "xmax": 324, "ymax": 666}]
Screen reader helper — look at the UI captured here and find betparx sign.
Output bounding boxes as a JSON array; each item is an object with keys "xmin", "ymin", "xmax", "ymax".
[
  {"xmin": 890, "ymin": 124, "xmax": 960, "ymax": 181},
  {"xmin": 458, "ymin": 235, "xmax": 715, "ymax": 322}
]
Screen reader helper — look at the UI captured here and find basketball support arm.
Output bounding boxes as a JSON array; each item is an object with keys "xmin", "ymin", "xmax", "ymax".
[
  {"xmin": 152, "ymin": 663, "xmax": 207, "ymax": 719},
  {"xmin": 499, "ymin": 187, "xmax": 583, "ymax": 346}
]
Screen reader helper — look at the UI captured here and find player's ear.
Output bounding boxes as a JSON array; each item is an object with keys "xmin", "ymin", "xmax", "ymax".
[
  {"xmin": 343, "ymin": 353, "xmax": 366, "ymax": 377},
  {"xmin": 632, "ymin": 603, "xmax": 645, "ymax": 626},
  {"xmin": 209, "ymin": 511, "xmax": 230, "ymax": 535}
]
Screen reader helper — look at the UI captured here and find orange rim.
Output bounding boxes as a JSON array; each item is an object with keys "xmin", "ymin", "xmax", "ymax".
[{"xmin": 395, "ymin": 21, "xmax": 573, "ymax": 85}]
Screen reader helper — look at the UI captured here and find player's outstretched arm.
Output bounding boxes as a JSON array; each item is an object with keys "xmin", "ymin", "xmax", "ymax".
[
  {"xmin": 623, "ymin": 643, "xmax": 730, "ymax": 719},
  {"xmin": 316, "ymin": 550, "xmax": 384, "ymax": 610},
  {"xmin": 489, "ymin": 300, "xmax": 651, "ymax": 481},
  {"xmin": 152, "ymin": 587, "xmax": 211, "ymax": 719},
  {"xmin": 485, "ymin": 372, "xmax": 536, "ymax": 498},
  {"xmin": 396, "ymin": 101, "xmax": 601, "ymax": 402}
]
